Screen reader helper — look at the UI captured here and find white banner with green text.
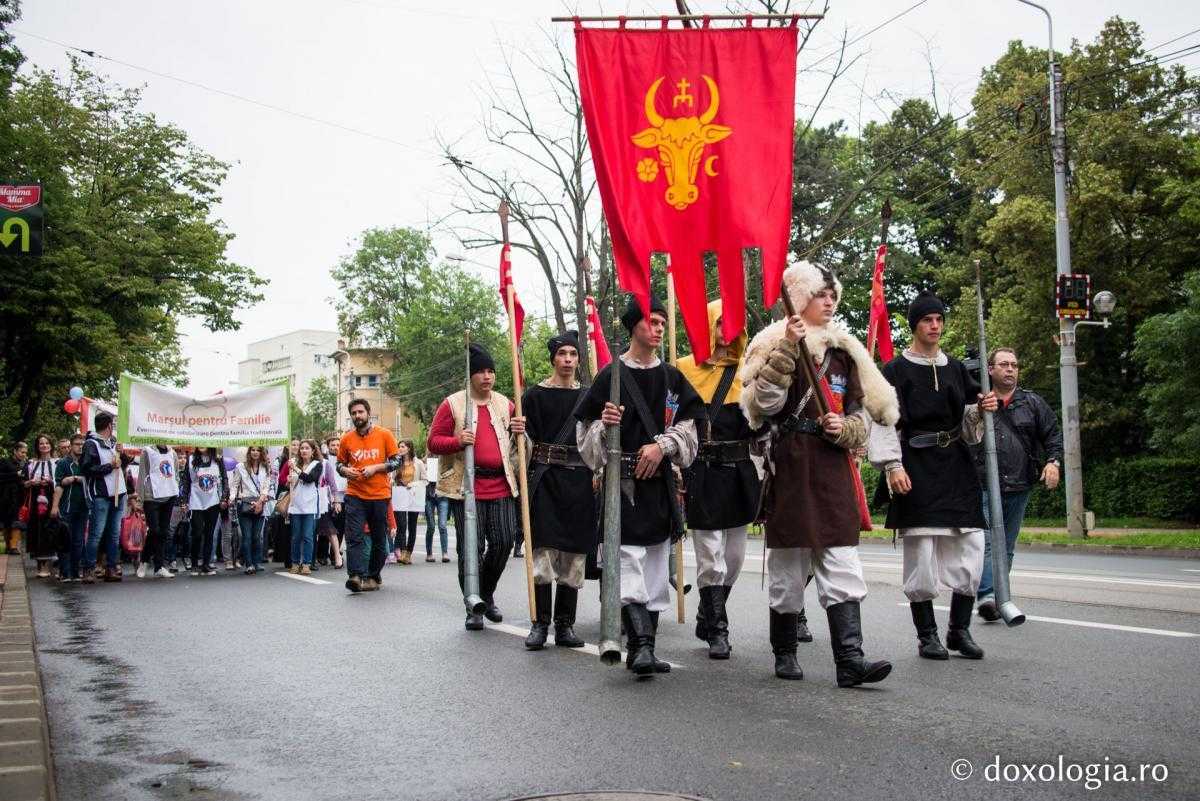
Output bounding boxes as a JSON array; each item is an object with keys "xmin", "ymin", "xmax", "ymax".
[{"xmin": 117, "ymin": 373, "xmax": 291, "ymax": 446}]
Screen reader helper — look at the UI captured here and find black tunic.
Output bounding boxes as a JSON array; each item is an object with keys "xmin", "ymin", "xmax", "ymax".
[
  {"xmin": 685, "ymin": 401, "xmax": 761, "ymax": 530},
  {"xmin": 879, "ymin": 354, "xmax": 987, "ymax": 530},
  {"xmin": 522, "ymin": 383, "xmax": 597, "ymax": 554},
  {"xmin": 576, "ymin": 360, "xmax": 703, "ymax": 547}
]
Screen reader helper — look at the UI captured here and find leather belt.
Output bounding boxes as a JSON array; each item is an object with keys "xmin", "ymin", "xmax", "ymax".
[
  {"xmin": 906, "ymin": 429, "xmax": 961, "ymax": 449},
  {"xmin": 778, "ymin": 417, "xmax": 822, "ymax": 436},
  {"xmin": 474, "ymin": 466, "xmax": 505, "ymax": 478},
  {"xmin": 697, "ymin": 439, "xmax": 752, "ymax": 463},
  {"xmin": 620, "ymin": 452, "xmax": 662, "ymax": 480},
  {"xmin": 530, "ymin": 442, "xmax": 586, "ymax": 467}
]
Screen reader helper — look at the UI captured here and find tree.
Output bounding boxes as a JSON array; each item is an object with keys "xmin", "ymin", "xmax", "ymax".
[
  {"xmin": 331, "ymin": 226, "xmax": 509, "ymax": 425},
  {"xmin": 1134, "ymin": 270, "xmax": 1200, "ymax": 453},
  {"xmin": 0, "ymin": 0, "xmax": 22, "ymax": 99},
  {"xmin": 0, "ymin": 59, "xmax": 265, "ymax": 441},
  {"xmin": 303, "ymin": 376, "xmax": 336, "ymax": 438}
]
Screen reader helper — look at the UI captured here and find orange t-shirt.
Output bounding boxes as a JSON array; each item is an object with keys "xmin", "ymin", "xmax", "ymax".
[{"xmin": 337, "ymin": 425, "xmax": 399, "ymax": 501}]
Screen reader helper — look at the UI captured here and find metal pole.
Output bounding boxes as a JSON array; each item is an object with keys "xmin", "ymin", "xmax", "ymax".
[
  {"xmin": 975, "ymin": 260, "xmax": 1026, "ymax": 627},
  {"xmin": 461, "ymin": 333, "xmax": 485, "ymax": 615},
  {"xmin": 665, "ymin": 266, "xmax": 686, "ymax": 625},
  {"xmin": 1016, "ymin": 0, "xmax": 1085, "ymax": 537},
  {"xmin": 598, "ymin": 336, "xmax": 623, "ymax": 665}
]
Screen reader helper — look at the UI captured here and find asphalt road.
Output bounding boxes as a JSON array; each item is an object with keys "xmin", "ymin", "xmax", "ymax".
[{"xmin": 28, "ymin": 533, "xmax": 1200, "ymax": 801}]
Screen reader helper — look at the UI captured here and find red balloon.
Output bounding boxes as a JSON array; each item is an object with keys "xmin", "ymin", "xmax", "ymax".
[{"xmin": 63, "ymin": 399, "xmax": 81, "ymax": 414}]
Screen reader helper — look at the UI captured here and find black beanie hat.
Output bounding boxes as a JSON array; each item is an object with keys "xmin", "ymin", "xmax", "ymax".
[
  {"xmin": 547, "ymin": 330, "xmax": 579, "ymax": 360},
  {"xmin": 468, "ymin": 343, "xmax": 495, "ymax": 375},
  {"xmin": 907, "ymin": 290, "xmax": 947, "ymax": 331},
  {"xmin": 620, "ymin": 294, "xmax": 667, "ymax": 333}
]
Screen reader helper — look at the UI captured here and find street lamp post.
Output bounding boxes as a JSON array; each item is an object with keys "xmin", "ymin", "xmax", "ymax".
[{"xmin": 1016, "ymin": 0, "xmax": 1088, "ymax": 537}]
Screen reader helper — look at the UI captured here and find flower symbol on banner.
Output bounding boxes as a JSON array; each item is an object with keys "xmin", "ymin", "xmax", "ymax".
[{"xmin": 636, "ymin": 158, "xmax": 659, "ymax": 182}]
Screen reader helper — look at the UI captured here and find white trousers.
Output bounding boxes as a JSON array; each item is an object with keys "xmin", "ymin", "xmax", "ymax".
[
  {"xmin": 901, "ymin": 530, "xmax": 986, "ymax": 601},
  {"xmin": 619, "ymin": 541, "xmax": 672, "ymax": 612},
  {"xmin": 691, "ymin": 525, "xmax": 748, "ymax": 589},
  {"xmin": 532, "ymin": 547, "xmax": 586, "ymax": 589},
  {"xmin": 768, "ymin": 546, "xmax": 867, "ymax": 613}
]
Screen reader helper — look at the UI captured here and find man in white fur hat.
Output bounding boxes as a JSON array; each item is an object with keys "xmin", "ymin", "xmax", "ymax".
[{"xmin": 740, "ymin": 260, "xmax": 898, "ymax": 688}]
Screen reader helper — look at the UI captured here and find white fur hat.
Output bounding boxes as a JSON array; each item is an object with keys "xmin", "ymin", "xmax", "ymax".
[{"xmin": 782, "ymin": 258, "xmax": 843, "ymax": 314}]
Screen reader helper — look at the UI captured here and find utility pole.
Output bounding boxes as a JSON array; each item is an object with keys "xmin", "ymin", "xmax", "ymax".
[{"xmin": 1017, "ymin": 0, "xmax": 1087, "ymax": 537}]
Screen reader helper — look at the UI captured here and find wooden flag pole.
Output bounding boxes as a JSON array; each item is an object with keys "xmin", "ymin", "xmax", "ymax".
[
  {"xmin": 665, "ymin": 263, "xmax": 686, "ymax": 625},
  {"xmin": 500, "ymin": 202, "xmax": 537, "ymax": 622},
  {"xmin": 866, "ymin": 199, "xmax": 893, "ymax": 358}
]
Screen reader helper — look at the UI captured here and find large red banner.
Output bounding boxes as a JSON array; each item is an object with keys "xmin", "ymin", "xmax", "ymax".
[{"xmin": 576, "ymin": 23, "xmax": 798, "ymax": 362}]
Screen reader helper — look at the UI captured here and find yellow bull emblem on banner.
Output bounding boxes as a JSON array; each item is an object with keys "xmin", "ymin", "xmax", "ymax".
[{"xmin": 632, "ymin": 75, "xmax": 732, "ymax": 211}]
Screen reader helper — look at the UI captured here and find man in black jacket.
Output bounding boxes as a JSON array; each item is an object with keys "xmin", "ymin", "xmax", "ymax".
[
  {"xmin": 79, "ymin": 413, "xmax": 130, "ymax": 582},
  {"xmin": 974, "ymin": 347, "xmax": 1063, "ymax": 621}
]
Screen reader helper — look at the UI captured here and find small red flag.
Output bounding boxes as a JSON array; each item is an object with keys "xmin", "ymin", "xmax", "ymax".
[
  {"xmin": 585, "ymin": 296, "xmax": 612, "ymax": 369},
  {"xmin": 499, "ymin": 243, "xmax": 525, "ymax": 344},
  {"xmin": 866, "ymin": 244, "xmax": 894, "ymax": 363}
]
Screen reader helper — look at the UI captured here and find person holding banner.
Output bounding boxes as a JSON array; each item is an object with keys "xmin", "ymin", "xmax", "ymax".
[
  {"xmin": 576, "ymin": 296, "xmax": 703, "ymax": 678},
  {"xmin": 180, "ymin": 447, "xmax": 229, "ymax": 577},
  {"xmin": 427, "ymin": 343, "xmax": 525, "ymax": 629},
  {"xmin": 677, "ymin": 300, "xmax": 762, "ymax": 660},
  {"xmin": 137, "ymin": 443, "xmax": 180, "ymax": 579},
  {"xmin": 741, "ymin": 261, "xmax": 897, "ymax": 687},
  {"xmin": 337, "ymin": 399, "xmax": 401, "ymax": 594},
  {"xmin": 520, "ymin": 331, "xmax": 595, "ymax": 651},
  {"xmin": 230, "ymin": 446, "xmax": 272, "ymax": 575},
  {"xmin": 288, "ymin": 439, "xmax": 326, "ymax": 576}
]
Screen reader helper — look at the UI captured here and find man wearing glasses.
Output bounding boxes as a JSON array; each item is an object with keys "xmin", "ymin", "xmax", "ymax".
[{"xmin": 975, "ymin": 347, "xmax": 1063, "ymax": 622}]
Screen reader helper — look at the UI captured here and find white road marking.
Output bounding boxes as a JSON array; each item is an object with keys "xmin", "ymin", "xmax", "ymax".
[
  {"xmin": 1183, "ymin": 569, "xmax": 1200, "ymax": 573},
  {"xmin": 898, "ymin": 603, "xmax": 1198, "ymax": 638},
  {"xmin": 273, "ymin": 570, "xmax": 332, "ymax": 586},
  {"xmin": 853, "ymin": 560, "xmax": 1200, "ymax": 591},
  {"xmin": 485, "ymin": 622, "xmax": 683, "ymax": 669}
]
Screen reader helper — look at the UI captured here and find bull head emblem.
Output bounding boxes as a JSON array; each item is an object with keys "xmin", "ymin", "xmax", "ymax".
[{"xmin": 632, "ymin": 75, "xmax": 732, "ymax": 211}]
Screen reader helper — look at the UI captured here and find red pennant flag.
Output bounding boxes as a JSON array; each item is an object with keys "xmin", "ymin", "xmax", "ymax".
[
  {"xmin": 585, "ymin": 295, "xmax": 612, "ymax": 369},
  {"xmin": 499, "ymin": 243, "xmax": 524, "ymax": 344},
  {"xmin": 866, "ymin": 244, "xmax": 894, "ymax": 363},
  {"xmin": 575, "ymin": 24, "xmax": 798, "ymax": 363}
]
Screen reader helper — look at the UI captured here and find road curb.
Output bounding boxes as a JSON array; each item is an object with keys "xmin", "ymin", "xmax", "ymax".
[
  {"xmin": 0, "ymin": 556, "xmax": 55, "ymax": 801},
  {"xmin": 1018, "ymin": 542, "xmax": 1200, "ymax": 559}
]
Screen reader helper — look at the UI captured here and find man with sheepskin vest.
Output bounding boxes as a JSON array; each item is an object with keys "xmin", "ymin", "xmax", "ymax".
[
  {"xmin": 427, "ymin": 343, "xmax": 526, "ymax": 631},
  {"xmin": 740, "ymin": 260, "xmax": 897, "ymax": 688}
]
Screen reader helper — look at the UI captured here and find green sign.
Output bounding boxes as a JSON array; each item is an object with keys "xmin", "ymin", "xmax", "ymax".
[{"xmin": 0, "ymin": 184, "xmax": 44, "ymax": 256}]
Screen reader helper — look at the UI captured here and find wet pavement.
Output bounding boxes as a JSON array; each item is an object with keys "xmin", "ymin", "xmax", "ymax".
[{"xmin": 27, "ymin": 539, "xmax": 1200, "ymax": 801}]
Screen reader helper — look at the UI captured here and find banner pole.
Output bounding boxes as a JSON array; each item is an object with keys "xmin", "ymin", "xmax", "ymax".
[{"xmin": 500, "ymin": 202, "xmax": 538, "ymax": 622}]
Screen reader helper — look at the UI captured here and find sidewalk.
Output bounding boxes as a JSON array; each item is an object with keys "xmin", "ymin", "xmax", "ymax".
[{"xmin": 0, "ymin": 555, "xmax": 56, "ymax": 801}]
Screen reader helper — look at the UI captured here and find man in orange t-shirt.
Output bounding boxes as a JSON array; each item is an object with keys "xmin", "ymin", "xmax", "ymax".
[{"xmin": 336, "ymin": 398, "xmax": 400, "ymax": 593}]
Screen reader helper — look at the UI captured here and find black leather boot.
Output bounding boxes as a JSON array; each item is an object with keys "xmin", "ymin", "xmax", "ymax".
[
  {"xmin": 646, "ymin": 611, "xmax": 671, "ymax": 672},
  {"xmin": 946, "ymin": 593, "xmax": 985, "ymax": 659},
  {"xmin": 910, "ymin": 600, "xmax": 949, "ymax": 660},
  {"xmin": 769, "ymin": 609, "xmax": 804, "ymax": 680},
  {"xmin": 622, "ymin": 604, "xmax": 656, "ymax": 678},
  {"xmin": 700, "ymin": 585, "xmax": 731, "ymax": 659},
  {"xmin": 694, "ymin": 599, "xmax": 709, "ymax": 642},
  {"xmin": 524, "ymin": 583, "xmax": 552, "ymax": 650},
  {"xmin": 797, "ymin": 608, "xmax": 814, "ymax": 643},
  {"xmin": 826, "ymin": 601, "xmax": 892, "ymax": 688},
  {"xmin": 553, "ymin": 584, "xmax": 585, "ymax": 647}
]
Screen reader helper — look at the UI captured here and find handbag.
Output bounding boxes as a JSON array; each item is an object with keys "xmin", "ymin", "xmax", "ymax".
[
  {"xmin": 17, "ymin": 490, "xmax": 30, "ymax": 525},
  {"xmin": 121, "ymin": 511, "xmax": 147, "ymax": 553},
  {"xmin": 273, "ymin": 490, "xmax": 291, "ymax": 517}
]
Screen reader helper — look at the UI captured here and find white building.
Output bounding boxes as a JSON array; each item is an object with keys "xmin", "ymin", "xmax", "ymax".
[{"xmin": 237, "ymin": 329, "xmax": 340, "ymax": 407}]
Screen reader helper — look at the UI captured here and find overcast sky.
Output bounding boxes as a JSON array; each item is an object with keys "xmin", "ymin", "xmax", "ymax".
[{"xmin": 11, "ymin": 1, "xmax": 1193, "ymax": 394}]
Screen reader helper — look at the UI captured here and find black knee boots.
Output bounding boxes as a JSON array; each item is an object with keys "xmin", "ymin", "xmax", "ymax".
[
  {"xmin": 910, "ymin": 600, "xmax": 949, "ymax": 659},
  {"xmin": 826, "ymin": 601, "xmax": 892, "ymax": 688},
  {"xmin": 699, "ymin": 585, "xmax": 731, "ymax": 659},
  {"xmin": 524, "ymin": 583, "xmax": 552, "ymax": 650},
  {"xmin": 553, "ymin": 584, "xmax": 585, "ymax": 647},
  {"xmin": 946, "ymin": 593, "xmax": 984, "ymax": 659},
  {"xmin": 769, "ymin": 609, "xmax": 804, "ymax": 680}
]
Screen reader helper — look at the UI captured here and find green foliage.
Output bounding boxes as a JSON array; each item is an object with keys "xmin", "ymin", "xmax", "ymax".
[
  {"xmin": 331, "ymin": 227, "xmax": 509, "ymax": 424},
  {"xmin": 0, "ymin": 58, "xmax": 264, "ymax": 442},
  {"xmin": 299, "ymin": 376, "xmax": 337, "ymax": 439},
  {"xmin": 1134, "ymin": 270, "xmax": 1200, "ymax": 453},
  {"xmin": 0, "ymin": 0, "xmax": 22, "ymax": 99}
]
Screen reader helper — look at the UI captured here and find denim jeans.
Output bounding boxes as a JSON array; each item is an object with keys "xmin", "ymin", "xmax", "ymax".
[
  {"xmin": 425, "ymin": 496, "xmax": 449, "ymax": 555},
  {"xmin": 62, "ymin": 505, "xmax": 88, "ymax": 579},
  {"xmin": 290, "ymin": 513, "xmax": 316, "ymax": 565},
  {"xmin": 85, "ymin": 496, "xmax": 121, "ymax": 570},
  {"xmin": 978, "ymin": 489, "xmax": 1031, "ymax": 601},
  {"xmin": 239, "ymin": 511, "xmax": 265, "ymax": 568}
]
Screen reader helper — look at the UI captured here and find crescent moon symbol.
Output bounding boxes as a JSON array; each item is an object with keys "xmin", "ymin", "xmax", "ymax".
[{"xmin": 704, "ymin": 155, "xmax": 719, "ymax": 177}]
